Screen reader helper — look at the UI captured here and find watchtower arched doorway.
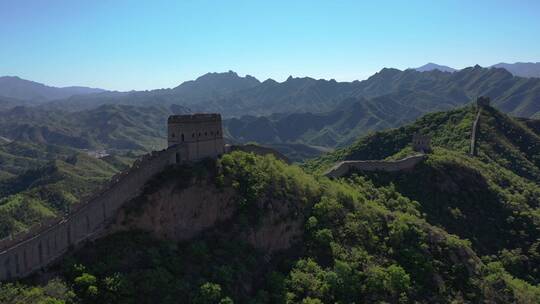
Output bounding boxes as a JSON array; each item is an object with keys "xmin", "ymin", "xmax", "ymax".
[{"xmin": 175, "ymin": 152, "xmax": 180, "ymax": 164}]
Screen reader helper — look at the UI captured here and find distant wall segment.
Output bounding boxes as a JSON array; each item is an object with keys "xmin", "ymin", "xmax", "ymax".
[
  {"xmin": 324, "ymin": 154, "xmax": 426, "ymax": 178},
  {"xmin": 470, "ymin": 97, "xmax": 488, "ymax": 157}
]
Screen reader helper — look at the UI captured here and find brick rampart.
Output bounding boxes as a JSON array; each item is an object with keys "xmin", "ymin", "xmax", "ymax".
[{"xmin": 0, "ymin": 146, "xmax": 181, "ymax": 281}]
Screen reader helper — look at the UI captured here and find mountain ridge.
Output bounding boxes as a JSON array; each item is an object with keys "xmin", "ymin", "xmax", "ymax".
[
  {"xmin": 4, "ymin": 65, "xmax": 540, "ymax": 119},
  {"xmin": 491, "ymin": 62, "xmax": 540, "ymax": 78},
  {"xmin": 0, "ymin": 76, "xmax": 106, "ymax": 103}
]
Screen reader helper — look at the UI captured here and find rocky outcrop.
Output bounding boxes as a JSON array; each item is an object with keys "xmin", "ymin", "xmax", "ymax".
[
  {"xmin": 243, "ymin": 199, "xmax": 304, "ymax": 253},
  {"xmin": 110, "ymin": 169, "xmax": 304, "ymax": 255},
  {"xmin": 111, "ymin": 180, "xmax": 238, "ymax": 241}
]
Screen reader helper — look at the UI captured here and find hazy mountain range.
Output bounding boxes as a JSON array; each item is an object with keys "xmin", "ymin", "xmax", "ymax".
[
  {"xmin": 223, "ymin": 64, "xmax": 540, "ymax": 153},
  {"xmin": 1, "ymin": 64, "xmax": 540, "ymax": 161},
  {"xmin": 414, "ymin": 62, "xmax": 540, "ymax": 78},
  {"xmin": 8, "ymin": 65, "xmax": 537, "ymax": 119},
  {"xmin": 491, "ymin": 62, "xmax": 540, "ymax": 78},
  {"xmin": 1, "ymin": 61, "xmax": 539, "ymax": 109},
  {"xmin": 0, "ymin": 76, "xmax": 106, "ymax": 103}
]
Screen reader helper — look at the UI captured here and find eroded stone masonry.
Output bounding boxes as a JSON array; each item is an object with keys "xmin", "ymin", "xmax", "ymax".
[{"xmin": 0, "ymin": 113, "xmax": 225, "ymax": 281}]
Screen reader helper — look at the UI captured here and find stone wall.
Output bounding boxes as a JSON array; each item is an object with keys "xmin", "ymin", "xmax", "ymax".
[
  {"xmin": 470, "ymin": 108, "xmax": 482, "ymax": 156},
  {"xmin": 324, "ymin": 154, "xmax": 426, "ymax": 178},
  {"xmin": 0, "ymin": 146, "xmax": 181, "ymax": 281}
]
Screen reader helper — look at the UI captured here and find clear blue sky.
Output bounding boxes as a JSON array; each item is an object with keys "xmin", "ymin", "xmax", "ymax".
[{"xmin": 1, "ymin": 0, "xmax": 539, "ymax": 91}]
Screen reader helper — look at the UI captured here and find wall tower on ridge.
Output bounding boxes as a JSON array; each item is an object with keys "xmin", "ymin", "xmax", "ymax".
[
  {"xmin": 476, "ymin": 96, "xmax": 491, "ymax": 107},
  {"xmin": 412, "ymin": 133, "xmax": 431, "ymax": 153},
  {"xmin": 167, "ymin": 113, "xmax": 225, "ymax": 163}
]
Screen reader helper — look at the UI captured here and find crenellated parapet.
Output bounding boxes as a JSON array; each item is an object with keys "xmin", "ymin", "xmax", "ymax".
[{"xmin": 0, "ymin": 145, "xmax": 185, "ymax": 281}]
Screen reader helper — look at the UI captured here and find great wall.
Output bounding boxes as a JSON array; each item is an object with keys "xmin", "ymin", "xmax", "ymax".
[
  {"xmin": 324, "ymin": 97, "xmax": 490, "ymax": 178},
  {"xmin": 323, "ymin": 133, "xmax": 431, "ymax": 178},
  {"xmin": 0, "ymin": 147, "xmax": 181, "ymax": 281},
  {"xmin": 470, "ymin": 96, "xmax": 489, "ymax": 156},
  {"xmin": 0, "ymin": 113, "xmax": 227, "ymax": 281},
  {"xmin": 324, "ymin": 154, "xmax": 427, "ymax": 178},
  {"xmin": 0, "ymin": 99, "xmax": 490, "ymax": 281}
]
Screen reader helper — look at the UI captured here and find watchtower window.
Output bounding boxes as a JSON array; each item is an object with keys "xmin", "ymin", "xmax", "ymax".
[
  {"xmin": 199, "ymin": 132, "xmax": 201, "ymax": 137},
  {"xmin": 181, "ymin": 134, "xmax": 184, "ymax": 142},
  {"xmin": 171, "ymin": 133, "xmax": 175, "ymax": 138},
  {"xmin": 176, "ymin": 152, "xmax": 180, "ymax": 164},
  {"xmin": 192, "ymin": 133, "xmax": 195, "ymax": 137},
  {"xmin": 205, "ymin": 132, "xmax": 208, "ymax": 136}
]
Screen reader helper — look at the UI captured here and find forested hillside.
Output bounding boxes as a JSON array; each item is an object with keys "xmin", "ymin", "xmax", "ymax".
[
  {"xmin": 0, "ymin": 104, "xmax": 188, "ymax": 154},
  {"xmin": 0, "ymin": 153, "xmax": 130, "ymax": 238},
  {"xmin": 1, "ymin": 105, "xmax": 539, "ymax": 303},
  {"xmin": 2, "ymin": 150, "xmax": 539, "ymax": 303},
  {"xmin": 306, "ymin": 104, "xmax": 540, "ymax": 288}
]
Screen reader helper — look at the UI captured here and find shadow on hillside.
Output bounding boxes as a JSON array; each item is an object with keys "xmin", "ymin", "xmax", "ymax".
[{"xmin": 354, "ymin": 161, "xmax": 535, "ymax": 255}]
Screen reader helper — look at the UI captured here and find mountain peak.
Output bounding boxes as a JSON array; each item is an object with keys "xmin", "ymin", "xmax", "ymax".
[
  {"xmin": 192, "ymin": 71, "xmax": 260, "ymax": 83},
  {"xmin": 367, "ymin": 68, "xmax": 402, "ymax": 80},
  {"xmin": 172, "ymin": 71, "xmax": 260, "ymax": 97},
  {"xmin": 414, "ymin": 63, "xmax": 457, "ymax": 72},
  {"xmin": 0, "ymin": 76, "xmax": 22, "ymax": 81}
]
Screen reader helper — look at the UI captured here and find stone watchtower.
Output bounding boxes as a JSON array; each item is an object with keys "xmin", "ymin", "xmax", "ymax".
[
  {"xmin": 476, "ymin": 96, "xmax": 491, "ymax": 107},
  {"xmin": 412, "ymin": 133, "xmax": 431, "ymax": 153},
  {"xmin": 167, "ymin": 113, "xmax": 225, "ymax": 163}
]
